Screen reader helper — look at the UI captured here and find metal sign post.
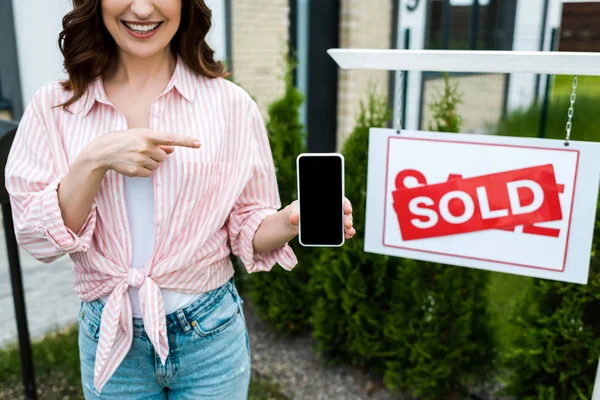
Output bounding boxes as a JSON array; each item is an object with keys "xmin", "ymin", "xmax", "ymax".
[{"xmin": 0, "ymin": 120, "xmax": 37, "ymax": 400}]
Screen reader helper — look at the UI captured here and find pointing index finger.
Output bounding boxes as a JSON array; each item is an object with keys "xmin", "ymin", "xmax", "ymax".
[{"xmin": 150, "ymin": 132, "xmax": 200, "ymax": 148}]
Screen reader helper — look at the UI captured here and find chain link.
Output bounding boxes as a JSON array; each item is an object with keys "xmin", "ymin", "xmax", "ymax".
[
  {"xmin": 396, "ymin": 70, "xmax": 404, "ymax": 134},
  {"xmin": 564, "ymin": 75, "xmax": 578, "ymax": 146}
]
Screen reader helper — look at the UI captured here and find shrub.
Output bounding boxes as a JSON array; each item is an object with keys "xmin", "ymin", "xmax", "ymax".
[
  {"xmin": 503, "ymin": 202, "xmax": 600, "ymax": 399},
  {"xmin": 242, "ymin": 53, "xmax": 314, "ymax": 336},
  {"xmin": 384, "ymin": 263, "xmax": 496, "ymax": 399},
  {"xmin": 309, "ymin": 85, "xmax": 395, "ymax": 374},
  {"xmin": 311, "ymin": 78, "xmax": 496, "ymax": 399},
  {"xmin": 383, "ymin": 74, "xmax": 496, "ymax": 399},
  {"xmin": 427, "ymin": 72, "xmax": 464, "ymax": 133},
  {"xmin": 499, "ymin": 88, "xmax": 600, "ymax": 399}
]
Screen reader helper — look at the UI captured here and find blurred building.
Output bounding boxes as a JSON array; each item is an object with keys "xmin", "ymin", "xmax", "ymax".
[
  {"xmin": 0, "ymin": 0, "xmax": 597, "ymax": 152},
  {"xmin": 558, "ymin": 1, "xmax": 600, "ymax": 51}
]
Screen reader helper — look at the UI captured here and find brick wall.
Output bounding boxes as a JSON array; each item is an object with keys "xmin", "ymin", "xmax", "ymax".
[
  {"xmin": 336, "ymin": 0, "xmax": 393, "ymax": 150},
  {"xmin": 230, "ymin": 0, "xmax": 290, "ymax": 118}
]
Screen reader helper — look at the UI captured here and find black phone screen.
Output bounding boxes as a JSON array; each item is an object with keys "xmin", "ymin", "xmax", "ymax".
[{"xmin": 297, "ymin": 154, "xmax": 344, "ymax": 246}]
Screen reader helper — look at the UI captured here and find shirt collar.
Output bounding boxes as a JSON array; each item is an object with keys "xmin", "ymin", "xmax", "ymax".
[
  {"xmin": 78, "ymin": 55, "xmax": 197, "ymax": 116},
  {"xmin": 164, "ymin": 55, "xmax": 198, "ymax": 103}
]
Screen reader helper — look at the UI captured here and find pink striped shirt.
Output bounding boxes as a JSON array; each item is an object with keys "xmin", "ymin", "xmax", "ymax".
[{"xmin": 5, "ymin": 57, "xmax": 298, "ymax": 392}]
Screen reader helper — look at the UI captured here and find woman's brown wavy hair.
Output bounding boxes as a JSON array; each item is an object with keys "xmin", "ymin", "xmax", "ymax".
[{"xmin": 57, "ymin": 0, "xmax": 229, "ymax": 112}]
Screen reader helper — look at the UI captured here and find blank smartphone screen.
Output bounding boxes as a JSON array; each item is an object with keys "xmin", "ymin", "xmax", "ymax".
[{"xmin": 297, "ymin": 155, "xmax": 344, "ymax": 246}]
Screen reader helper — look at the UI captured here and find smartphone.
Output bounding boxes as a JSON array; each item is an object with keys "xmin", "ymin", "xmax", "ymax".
[{"xmin": 296, "ymin": 153, "xmax": 345, "ymax": 247}]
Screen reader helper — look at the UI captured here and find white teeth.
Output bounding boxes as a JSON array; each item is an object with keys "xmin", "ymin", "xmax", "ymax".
[{"xmin": 124, "ymin": 22, "xmax": 160, "ymax": 33}]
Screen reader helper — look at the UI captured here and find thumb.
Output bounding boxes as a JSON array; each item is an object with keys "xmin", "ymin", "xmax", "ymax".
[
  {"xmin": 289, "ymin": 206, "xmax": 299, "ymax": 226},
  {"xmin": 159, "ymin": 145, "xmax": 175, "ymax": 154}
]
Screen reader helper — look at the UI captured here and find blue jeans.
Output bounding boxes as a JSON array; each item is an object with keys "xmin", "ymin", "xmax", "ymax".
[{"xmin": 78, "ymin": 276, "xmax": 251, "ymax": 399}]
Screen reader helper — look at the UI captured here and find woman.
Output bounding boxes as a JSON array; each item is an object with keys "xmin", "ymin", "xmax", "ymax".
[{"xmin": 5, "ymin": 0, "xmax": 355, "ymax": 398}]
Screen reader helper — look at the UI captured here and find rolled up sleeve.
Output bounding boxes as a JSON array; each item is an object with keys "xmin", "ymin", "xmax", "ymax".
[
  {"xmin": 227, "ymin": 99, "xmax": 297, "ymax": 273},
  {"xmin": 5, "ymin": 101, "xmax": 97, "ymax": 263}
]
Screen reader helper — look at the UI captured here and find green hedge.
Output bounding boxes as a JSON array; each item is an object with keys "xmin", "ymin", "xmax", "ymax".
[
  {"xmin": 495, "ymin": 87, "xmax": 600, "ymax": 399},
  {"xmin": 243, "ymin": 54, "xmax": 315, "ymax": 336},
  {"xmin": 309, "ymin": 87, "xmax": 396, "ymax": 374},
  {"xmin": 384, "ymin": 76, "xmax": 496, "ymax": 398},
  {"xmin": 238, "ymin": 65, "xmax": 600, "ymax": 398},
  {"xmin": 310, "ymin": 81, "xmax": 496, "ymax": 399},
  {"xmin": 503, "ymin": 244, "xmax": 600, "ymax": 399}
]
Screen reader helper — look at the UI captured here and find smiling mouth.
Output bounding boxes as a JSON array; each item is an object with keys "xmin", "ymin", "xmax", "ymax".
[{"xmin": 121, "ymin": 21, "xmax": 163, "ymax": 34}]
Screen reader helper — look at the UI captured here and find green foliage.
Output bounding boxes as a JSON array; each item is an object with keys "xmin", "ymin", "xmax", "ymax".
[
  {"xmin": 0, "ymin": 326, "xmax": 81, "ymax": 391},
  {"xmin": 243, "ymin": 53, "xmax": 314, "ymax": 336},
  {"xmin": 310, "ymin": 81, "xmax": 495, "ymax": 399},
  {"xmin": 552, "ymin": 75, "xmax": 600, "ymax": 99},
  {"xmin": 383, "ymin": 76, "xmax": 495, "ymax": 398},
  {"xmin": 487, "ymin": 85, "xmax": 599, "ymax": 354},
  {"xmin": 493, "ymin": 95, "xmax": 600, "ymax": 143},
  {"xmin": 490, "ymin": 84, "xmax": 600, "ymax": 399},
  {"xmin": 384, "ymin": 263, "xmax": 496, "ymax": 399},
  {"xmin": 503, "ymin": 215, "xmax": 600, "ymax": 399},
  {"xmin": 486, "ymin": 271, "xmax": 534, "ymax": 358},
  {"xmin": 427, "ymin": 73, "xmax": 463, "ymax": 133},
  {"xmin": 309, "ymin": 85, "xmax": 397, "ymax": 373}
]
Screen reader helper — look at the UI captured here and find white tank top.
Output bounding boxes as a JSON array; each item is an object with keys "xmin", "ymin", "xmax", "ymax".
[{"xmin": 102, "ymin": 176, "xmax": 202, "ymax": 317}]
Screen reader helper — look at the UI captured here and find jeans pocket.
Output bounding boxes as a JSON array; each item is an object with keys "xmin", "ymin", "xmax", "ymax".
[
  {"xmin": 191, "ymin": 286, "xmax": 241, "ymax": 338},
  {"xmin": 78, "ymin": 301, "xmax": 101, "ymax": 342}
]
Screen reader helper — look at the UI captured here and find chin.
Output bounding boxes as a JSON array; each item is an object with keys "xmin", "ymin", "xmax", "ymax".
[{"xmin": 121, "ymin": 44, "xmax": 171, "ymax": 59}]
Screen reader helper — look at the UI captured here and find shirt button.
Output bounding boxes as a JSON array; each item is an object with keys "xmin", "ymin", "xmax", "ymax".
[
  {"xmin": 156, "ymin": 181, "xmax": 163, "ymax": 187},
  {"xmin": 37, "ymin": 228, "xmax": 45, "ymax": 237},
  {"xmin": 153, "ymin": 112, "xmax": 160, "ymax": 118}
]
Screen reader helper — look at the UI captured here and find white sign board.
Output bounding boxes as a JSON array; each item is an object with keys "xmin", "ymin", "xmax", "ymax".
[{"xmin": 364, "ymin": 129, "xmax": 600, "ymax": 284}]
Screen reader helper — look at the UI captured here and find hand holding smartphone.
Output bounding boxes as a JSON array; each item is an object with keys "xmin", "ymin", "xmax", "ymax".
[{"xmin": 296, "ymin": 153, "xmax": 345, "ymax": 247}]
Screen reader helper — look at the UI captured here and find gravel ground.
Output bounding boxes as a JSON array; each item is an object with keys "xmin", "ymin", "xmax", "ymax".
[
  {"xmin": 243, "ymin": 300, "xmax": 511, "ymax": 400},
  {"xmin": 243, "ymin": 301, "xmax": 411, "ymax": 400}
]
